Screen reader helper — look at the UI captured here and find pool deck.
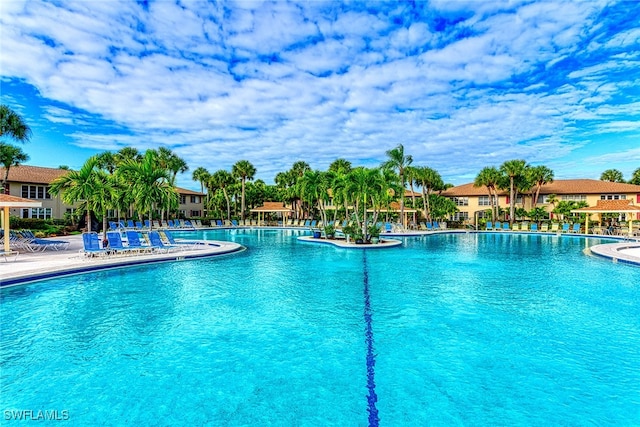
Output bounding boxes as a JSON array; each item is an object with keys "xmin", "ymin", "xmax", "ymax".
[{"xmin": 0, "ymin": 234, "xmax": 244, "ymax": 288}]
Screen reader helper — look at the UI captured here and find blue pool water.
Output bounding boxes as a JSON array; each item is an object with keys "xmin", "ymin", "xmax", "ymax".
[{"xmin": 1, "ymin": 230, "xmax": 639, "ymax": 425}]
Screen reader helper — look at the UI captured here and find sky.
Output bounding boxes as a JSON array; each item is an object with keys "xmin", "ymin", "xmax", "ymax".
[{"xmin": 1, "ymin": 0, "xmax": 640, "ymax": 191}]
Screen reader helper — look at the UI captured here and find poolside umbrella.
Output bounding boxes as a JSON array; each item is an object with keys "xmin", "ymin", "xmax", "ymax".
[
  {"xmin": 571, "ymin": 199, "xmax": 640, "ymax": 236},
  {"xmin": 0, "ymin": 194, "xmax": 43, "ymax": 252}
]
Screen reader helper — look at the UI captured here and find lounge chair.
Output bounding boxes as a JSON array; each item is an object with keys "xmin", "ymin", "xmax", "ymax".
[
  {"xmin": 502, "ymin": 222, "xmax": 510, "ymax": 231},
  {"xmin": 127, "ymin": 220, "xmax": 136, "ymax": 229},
  {"xmin": 530, "ymin": 223, "xmax": 538, "ymax": 231},
  {"xmin": 148, "ymin": 231, "xmax": 180, "ymax": 253},
  {"xmin": 82, "ymin": 232, "xmax": 108, "ymax": 257},
  {"xmin": 570, "ymin": 223, "xmax": 581, "ymax": 233},
  {"xmin": 19, "ymin": 230, "xmax": 70, "ymax": 251},
  {"xmin": 231, "ymin": 219, "xmax": 239, "ymax": 227},
  {"xmin": 166, "ymin": 220, "xmax": 175, "ymax": 229},
  {"xmin": 153, "ymin": 220, "xmax": 161, "ymax": 228},
  {"xmin": 494, "ymin": 221, "xmax": 502, "ymax": 230},
  {"xmin": 551, "ymin": 223, "xmax": 559, "ymax": 232},
  {"xmin": 520, "ymin": 223, "xmax": 529, "ymax": 231},
  {"xmin": 561, "ymin": 223, "xmax": 570, "ymax": 233},
  {"xmin": 541, "ymin": 223, "xmax": 549, "ymax": 232},
  {"xmin": 125, "ymin": 230, "xmax": 153, "ymax": 253},
  {"xmin": 512, "ymin": 223, "xmax": 520, "ymax": 231},
  {"xmin": 1, "ymin": 249, "xmax": 19, "ymax": 262},
  {"xmin": 485, "ymin": 221, "xmax": 493, "ymax": 231},
  {"xmin": 135, "ymin": 221, "xmax": 144, "ymax": 230},
  {"xmin": 163, "ymin": 230, "xmax": 201, "ymax": 250},
  {"xmin": 109, "ymin": 221, "xmax": 119, "ymax": 231},
  {"xmin": 106, "ymin": 231, "xmax": 138, "ymax": 255}
]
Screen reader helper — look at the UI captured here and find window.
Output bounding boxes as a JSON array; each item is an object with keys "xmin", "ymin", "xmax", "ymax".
[
  {"xmin": 179, "ymin": 210, "xmax": 186, "ymax": 217},
  {"xmin": 21, "ymin": 185, "xmax": 51, "ymax": 199},
  {"xmin": 190, "ymin": 195, "xmax": 201, "ymax": 203},
  {"xmin": 561, "ymin": 195, "xmax": 586, "ymax": 201},
  {"xmin": 537, "ymin": 195, "xmax": 550, "ymax": 204},
  {"xmin": 450, "ymin": 197, "xmax": 468, "ymax": 206},
  {"xmin": 21, "ymin": 208, "xmax": 52, "ymax": 219},
  {"xmin": 180, "ymin": 195, "xmax": 187, "ymax": 204},
  {"xmin": 190, "ymin": 210, "xmax": 201, "ymax": 217},
  {"xmin": 600, "ymin": 194, "xmax": 626, "ymax": 200},
  {"xmin": 478, "ymin": 195, "xmax": 495, "ymax": 206},
  {"xmin": 451, "ymin": 212, "xmax": 469, "ymax": 221}
]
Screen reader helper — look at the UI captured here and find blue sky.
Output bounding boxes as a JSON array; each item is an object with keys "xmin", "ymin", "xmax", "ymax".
[{"xmin": 1, "ymin": 0, "xmax": 639, "ymax": 191}]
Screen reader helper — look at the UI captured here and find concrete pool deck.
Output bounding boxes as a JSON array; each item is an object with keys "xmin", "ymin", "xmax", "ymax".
[{"xmin": 0, "ymin": 233, "xmax": 244, "ymax": 288}]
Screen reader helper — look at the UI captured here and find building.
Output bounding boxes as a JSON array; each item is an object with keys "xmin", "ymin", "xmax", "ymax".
[
  {"xmin": 442, "ymin": 179, "xmax": 640, "ymax": 224},
  {"xmin": 0, "ymin": 165, "xmax": 205, "ymax": 220}
]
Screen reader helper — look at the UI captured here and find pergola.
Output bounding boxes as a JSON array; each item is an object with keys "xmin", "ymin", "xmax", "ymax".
[
  {"xmin": 0, "ymin": 194, "xmax": 42, "ymax": 252},
  {"xmin": 250, "ymin": 202, "xmax": 294, "ymax": 226},
  {"xmin": 571, "ymin": 199, "xmax": 640, "ymax": 236},
  {"xmin": 368, "ymin": 201, "xmax": 418, "ymax": 227}
]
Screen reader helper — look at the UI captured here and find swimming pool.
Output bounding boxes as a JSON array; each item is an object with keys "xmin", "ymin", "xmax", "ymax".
[{"xmin": 2, "ymin": 230, "xmax": 639, "ymax": 425}]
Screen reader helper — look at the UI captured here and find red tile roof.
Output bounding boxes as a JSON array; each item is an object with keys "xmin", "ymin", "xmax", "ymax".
[
  {"xmin": 251, "ymin": 201, "xmax": 293, "ymax": 212},
  {"xmin": 0, "ymin": 165, "xmax": 70, "ymax": 184},
  {"xmin": 572, "ymin": 199, "xmax": 640, "ymax": 212},
  {"xmin": 442, "ymin": 179, "xmax": 640, "ymax": 197},
  {"xmin": 0, "ymin": 194, "xmax": 42, "ymax": 207}
]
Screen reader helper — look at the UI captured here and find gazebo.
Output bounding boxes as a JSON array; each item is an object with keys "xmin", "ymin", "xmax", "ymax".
[
  {"xmin": 571, "ymin": 199, "xmax": 640, "ymax": 236},
  {"xmin": 250, "ymin": 202, "xmax": 294, "ymax": 226},
  {"xmin": 0, "ymin": 194, "xmax": 43, "ymax": 252}
]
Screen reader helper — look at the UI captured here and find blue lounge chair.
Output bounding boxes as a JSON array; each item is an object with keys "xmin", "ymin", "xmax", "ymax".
[
  {"xmin": 310, "ymin": 220, "xmax": 317, "ymax": 228},
  {"xmin": 109, "ymin": 221, "xmax": 119, "ymax": 231},
  {"xmin": 494, "ymin": 221, "xmax": 502, "ymax": 230},
  {"xmin": 148, "ymin": 231, "xmax": 179, "ymax": 252},
  {"xmin": 571, "ymin": 223, "xmax": 581, "ymax": 233},
  {"xmin": 19, "ymin": 230, "xmax": 69, "ymax": 251},
  {"xmin": 167, "ymin": 220, "xmax": 175, "ymax": 228},
  {"xmin": 82, "ymin": 232, "xmax": 108, "ymax": 257},
  {"xmin": 426, "ymin": 222, "xmax": 433, "ymax": 230},
  {"xmin": 485, "ymin": 221, "xmax": 493, "ymax": 230},
  {"xmin": 530, "ymin": 223, "xmax": 539, "ymax": 231},
  {"xmin": 231, "ymin": 219, "xmax": 239, "ymax": 227},
  {"xmin": 127, "ymin": 220, "xmax": 135, "ymax": 229},
  {"xmin": 502, "ymin": 222, "xmax": 510, "ymax": 231},
  {"xmin": 216, "ymin": 219, "xmax": 223, "ymax": 227},
  {"xmin": 135, "ymin": 221, "xmax": 144, "ymax": 230},
  {"xmin": 144, "ymin": 220, "xmax": 152, "ymax": 229},
  {"xmin": 125, "ymin": 230, "xmax": 152, "ymax": 253},
  {"xmin": 384, "ymin": 222, "xmax": 392, "ymax": 233},
  {"xmin": 561, "ymin": 223, "xmax": 570, "ymax": 233},
  {"xmin": 163, "ymin": 230, "xmax": 201, "ymax": 250},
  {"xmin": 106, "ymin": 231, "xmax": 137, "ymax": 255}
]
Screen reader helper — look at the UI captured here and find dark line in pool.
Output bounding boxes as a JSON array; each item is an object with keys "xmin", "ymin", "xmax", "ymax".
[{"xmin": 363, "ymin": 251, "xmax": 379, "ymax": 426}]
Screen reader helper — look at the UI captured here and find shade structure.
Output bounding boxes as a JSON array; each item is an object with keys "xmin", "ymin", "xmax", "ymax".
[
  {"xmin": 0, "ymin": 194, "xmax": 43, "ymax": 252},
  {"xmin": 571, "ymin": 199, "xmax": 640, "ymax": 235},
  {"xmin": 250, "ymin": 202, "xmax": 294, "ymax": 226}
]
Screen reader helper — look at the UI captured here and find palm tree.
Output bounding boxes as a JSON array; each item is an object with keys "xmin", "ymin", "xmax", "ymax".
[
  {"xmin": 328, "ymin": 158, "xmax": 352, "ymax": 175},
  {"xmin": 474, "ymin": 166, "xmax": 501, "ymax": 220},
  {"xmin": 600, "ymin": 169, "xmax": 625, "ymax": 183},
  {"xmin": 117, "ymin": 150, "xmax": 176, "ymax": 224},
  {"xmin": 406, "ymin": 166, "xmax": 419, "ymax": 209},
  {"xmin": 0, "ymin": 143, "xmax": 29, "ymax": 193},
  {"xmin": 382, "ymin": 144, "xmax": 413, "ymax": 228},
  {"xmin": 49, "ymin": 156, "xmax": 108, "ymax": 233},
  {"xmin": 192, "ymin": 166, "xmax": 210, "ymax": 215},
  {"xmin": 114, "ymin": 147, "xmax": 142, "ymax": 164},
  {"xmin": 156, "ymin": 147, "xmax": 188, "ymax": 183},
  {"xmin": 630, "ymin": 168, "xmax": 640, "ymax": 185},
  {"xmin": 500, "ymin": 159, "xmax": 527, "ymax": 224},
  {"xmin": 414, "ymin": 166, "xmax": 443, "ymax": 222},
  {"xmin": 299, "ymin": 170, "xmax": 333, "ymax": 225},
  {"xmin": 232, "ymin": 160, "xmax": 256, "ymax": 221},
  {"xmin": 0, "ymin": 105, "xmax": 32, "ymax": 144},
  {"xmin": 345, "ymin": 167, "xmax": 385, "ymax": 240},
  {"xmin": 209, "ymin": 170, "xmax": 235, "ymax": 221},
  {"xmin": 528, "ymin": 165, "xmax": 554, "ymax": 208}
]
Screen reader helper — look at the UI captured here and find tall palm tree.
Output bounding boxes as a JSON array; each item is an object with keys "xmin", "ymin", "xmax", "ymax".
[
  {"xmin": 209, "ymin": 170, "xmax": 234, "ymax": 221},
  {"xmin": 0, "ymin": 105, "xmax": 32, "ymax": 144},
  {"xmin": 232, "ymin": 160, "xmax": 256, "ymax": 221},
  {"xmin": 600, "ymin": 169, "xmax": 625, "ymax": 183},
  {"xmin": 156, "ymin": 147, "xmax": 189, "ymax": 183},
  {"xmin": 0, "ymin": 143, "xmax": 29, "ymax": 193},
  {"xmin": 114, "ymin": 147, "xmax": 142, "ymax": 164},
  {"xmin": 382, "ymin": 144, "xmax": 413, "ymax": 228},
  {"xmin": 528, "ymin": 165, "xmax": 554, "ymax": 208},
  {"xmin": 49, "ymin": 156, "xmax": 108, "ymax": 234},
  {"xmin": 406, "ymin": 165, "xmax": 419, "ymax": 209},
  {"xmin": 474, "ymin": 166, "xmax": 501, "ymax": 220},
  {"xmin": 117, "ymin": 151, "xmax": 176, "ymax": 224},
  {"xmin": 192, "ymin": 166, "xmax": 210, "ymax": 215},
  {"xmin": 328, "ymin": 158, "xmax": 352, "ymax": 175},
  {"xmin": 414, "ymin": 166, "xmax": 443, "ymax": 222},
  {"xmin": 299, "ymin": 170, "xmax": 333, "ymax": 225},
  {"xmin": 500, "ymin": 159, "xmax": 527, "ymax": 224},
  {"xmin": 345, "ymin": 167, "xmax": 385, "ymax": 239}
]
